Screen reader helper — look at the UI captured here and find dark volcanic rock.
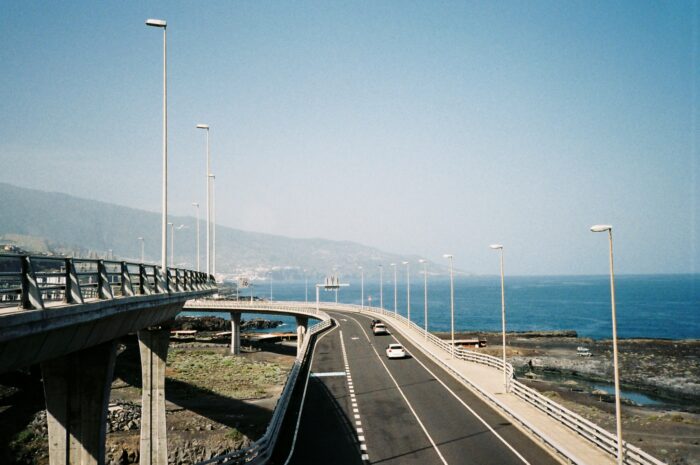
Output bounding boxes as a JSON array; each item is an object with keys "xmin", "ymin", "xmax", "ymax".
[{"xmin": 241, "ymin": 318, "xmax": 283, "ymax": 330}]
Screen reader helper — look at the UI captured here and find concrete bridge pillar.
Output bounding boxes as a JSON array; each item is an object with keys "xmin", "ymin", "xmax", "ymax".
[
  {"xmin": 296, "ymin": 316, "xmax": 308, "ymax": 356},
  {"xmin": 230, "ymin": 312, "xmax": 241, "ymax": 355},
  {"xmin": 138, "ymin": 326, "xmax": 170, "ymax": 465},
  {"xmin": 41, "ymin": 340, "xmax": 117, "ymax": 465}
]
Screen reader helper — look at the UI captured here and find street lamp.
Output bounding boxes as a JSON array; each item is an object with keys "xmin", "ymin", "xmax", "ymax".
[
  {"xmin": 378, "ymin": 264, "xmax": 383, "ymax": 309},
  {"xmin": 168, "ymin": 222, "xmax": 174, "ymax": 267},
  {"xmin": 591, "ymin": 224, "xmax": 624, "ymax": 465},
  {"xmin": 196, "ymin": 123, "xmax": 210, "ymax": 275},
  {"xmin": 145, "ymin": 18, "xmax": 168, "ymax": 281},
  {"xmin": 208, "ymin": 173, "xmax": 216, "ymax": 277},
  {"xmin": 419, "ymin": 259, "xmax": 428, "ymax": 337},
  {"xmin": 402, "ymin": 261, "xmax": 410, "ymax": 324},
  {"xmin": 168, "ymin": 223, "xmax": 184, "ymax": 267},
  {"xmin": 444, "ymin": 254, "xmax": 455, "ymax": 358},
  {"xmin": 358, "ymin": 266, "xmax": 364, "ymax": 310},
  {"xmin": 192, "ymin": 202, "xmax": 200, "ymax": 272},
  {"xmin": 390, "ymin": 263, "xmax": 397, "ymax": 317},
  {"xmin": 490, "ymin": 244, "xmax": 508, "ymax": 393},
  {"xmin": 304, "ymin": 270, "xmax": 308, "ymax": 303},
  {"xmin": 137, "ymin": 237, "xmax": 145, "ymax": 263}
]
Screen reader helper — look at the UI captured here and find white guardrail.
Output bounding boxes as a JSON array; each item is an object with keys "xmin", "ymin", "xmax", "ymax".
[
  {"xmin": 326, "ymin": 302, "xmax": 665, "ymax": 465},
  {"xmin": 194, "ymin": 302, "xmax": 333, "ymax": 465}
]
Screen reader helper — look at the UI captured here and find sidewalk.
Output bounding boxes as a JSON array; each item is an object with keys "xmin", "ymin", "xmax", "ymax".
[{"xmin": 376, "ymin": 312, "xmax": 616, "ymax": 465}]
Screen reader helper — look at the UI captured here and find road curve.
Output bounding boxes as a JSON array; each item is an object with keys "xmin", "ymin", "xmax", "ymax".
[{"xmin": 279, "ymin": 311, "xmax": 561, "ymax": 465}]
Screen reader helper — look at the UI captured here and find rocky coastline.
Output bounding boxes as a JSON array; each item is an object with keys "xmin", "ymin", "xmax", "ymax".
[{"xmin": 437, "ymin": 330, "xmax": 700, "ymax": 405}]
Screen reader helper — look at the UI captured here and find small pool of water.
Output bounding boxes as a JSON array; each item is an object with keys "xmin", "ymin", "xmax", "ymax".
[{"xmin": 590, "ymin": 384, "xmax": 663, "ymax": 406}]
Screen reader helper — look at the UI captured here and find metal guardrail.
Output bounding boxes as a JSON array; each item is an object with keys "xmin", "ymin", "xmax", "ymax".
[
  {"xmin": 195, "ymin": 305, "xmax": 334, "ymax": 465},
  {"xmin": 0, "ymin": 253, "xmax": 216, "ymax": 310},
  {"xmin": 335, "ymin": 303, "xmax": 665, "ymax": 465}
]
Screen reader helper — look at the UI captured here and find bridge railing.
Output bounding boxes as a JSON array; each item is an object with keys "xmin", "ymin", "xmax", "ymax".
[
  {"xmin": 196, "ymin": 306, "xmax": 334, "ymax": 465},
  {"xmin": 334, "ymin": 302, "xmax": 664, "ymax": 465},
  {"xmin": 0, "ymin": 253, "xmax": 215, "ymax": 310}
]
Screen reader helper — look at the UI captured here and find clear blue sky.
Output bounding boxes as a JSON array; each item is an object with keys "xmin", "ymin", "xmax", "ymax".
[{"xmin": 1, "ymin": 1, "xmax": 698, "ymax": 275}]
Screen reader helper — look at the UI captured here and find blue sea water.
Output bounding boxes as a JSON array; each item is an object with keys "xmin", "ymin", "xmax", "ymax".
[{"xmin": 185, "ymin": 274, "xmax": 699, "ymax": 340}]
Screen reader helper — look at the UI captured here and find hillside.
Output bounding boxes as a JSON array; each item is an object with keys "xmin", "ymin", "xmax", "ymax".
[{"xmin": 0, "ymin": 183, "xmax": 442, "ymax": 279}]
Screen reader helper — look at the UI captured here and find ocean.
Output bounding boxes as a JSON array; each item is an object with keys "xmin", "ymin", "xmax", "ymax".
[{"xmin": 185, "ymin": 274, "xmax": 699, "ymax": 340}]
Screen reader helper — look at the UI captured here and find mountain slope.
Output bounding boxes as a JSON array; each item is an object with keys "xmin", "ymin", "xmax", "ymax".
[{"xmin": 0, "ymin": 183, "xmax": 440, "ymax": 278}]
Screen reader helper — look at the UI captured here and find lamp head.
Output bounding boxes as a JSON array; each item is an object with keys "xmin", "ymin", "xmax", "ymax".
[
  {"xmin": 443, "ymin": 254, "xmax": 453, "ymax": 259},
  {"xmin": 590, "ymin": 224, "xmax": 612, "ymax": 233},
  {"xmin": 490, "ymin": 244, "xmax": 503, "ymax": 250},
  {"xmin": 390, "ymin": 263, "xmax": 396, "ymax": 267},
  {"xmin": 192, "ymin": 202, "xmax": 199, "ymax": 207},
  {"xmin": 402, "ymin": 261, "xmax": 409, "ymax": 265},
  {"xmin": 196, "ymin": 124, "xmax": 209, "ymax": 130},
  {"xmin": 419, "ymin": 259, "xmax": 426, "ymax": 263},
  {"xmin": 145, "ymin": 19, "xmax": 167, "ymax": 28},
  {"xmin": 137, "ymin": 237, "xmax": 143, "ymax": 241}
]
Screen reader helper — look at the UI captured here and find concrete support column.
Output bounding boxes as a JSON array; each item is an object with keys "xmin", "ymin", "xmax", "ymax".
[
  {"xmin": 41, "ymin": 340, "xmax": 117, "ymax": 465},
  {"xmin": 295, "ymin": 316, "xmax": 308, "ymax": 356},
  {"xmin": 230, "ymin": 312, "xmax": 241, "ymax": 355},
  {"xmin": 138, "ymin": 327, "xmax": 170, "ymax": 465}
]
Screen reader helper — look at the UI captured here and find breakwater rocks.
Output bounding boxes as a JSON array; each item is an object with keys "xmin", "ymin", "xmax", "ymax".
[{"xmin": 173, "ymin": 316, "xmax": 283, "ymax": 332}]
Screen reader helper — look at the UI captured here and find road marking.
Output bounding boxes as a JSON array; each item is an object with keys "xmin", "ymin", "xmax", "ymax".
[
  {"xmin": 352, "ymin": 312, "xmax": 533, "ymax": 465},
  {"xmin": 310, "ymin": 371, "xmax": 346, "ymax": 377},
  {"xmin": 342, "ymin": 313, "xmax": 449, "ymax": 465},
  {"xmin": 351, "ymin": 336, "xmax": 360, "ymax": 340},
  {"xmin": 340, "ymin": 330, "xmax": 370, "ymax": 463}
]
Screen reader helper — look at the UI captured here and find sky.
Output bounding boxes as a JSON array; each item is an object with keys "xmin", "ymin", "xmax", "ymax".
[{"xmin": 1, "ymin": 1, "xmax": 698, "ymax": 276}]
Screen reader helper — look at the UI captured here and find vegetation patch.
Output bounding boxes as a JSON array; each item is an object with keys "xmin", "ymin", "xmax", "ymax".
[{"xmin": 167, "ymin": 350, "xmax": 287, "ymax": 400}]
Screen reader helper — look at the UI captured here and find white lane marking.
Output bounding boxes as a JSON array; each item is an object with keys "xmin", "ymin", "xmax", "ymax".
[
  {"xmin": 311, "ymin": 371, "xmax": 346, "ymax": 377},
  {"xmin": 352, "ymin": 312, "xmax": 533, "ymax": 465},
  {"xmin": 351, "ymin": 336, "xmax": 360, "ymax": 340},
  {"xmin": 340, "ymin": 329, "xmax": 370, "ymax": 463},
  {"xmin": 341, "ymin": 313, "xmax": 449, "ymax": 465},
  {"xmin": 282, "ymin": 321, "xmax": 339, "ymax": 465}
]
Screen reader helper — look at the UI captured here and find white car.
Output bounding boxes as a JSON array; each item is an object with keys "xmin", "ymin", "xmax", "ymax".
[
  {"xmin": 373, "ymin": 323, "xmax": 389, "ymax": 335},
  {"xmin": 386, "ymin": 343, "xmax": 407, "ymax": 359}
]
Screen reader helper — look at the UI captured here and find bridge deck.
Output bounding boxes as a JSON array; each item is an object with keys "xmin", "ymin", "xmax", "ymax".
[{"xmin": 365, "ymin": 310, "xmax": 616, "ymax": 465}]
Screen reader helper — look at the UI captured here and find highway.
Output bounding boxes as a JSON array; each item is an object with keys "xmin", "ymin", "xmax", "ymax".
[{"xmin": 280, "ymin": 311, "xmax": 562, "ymax": 465}]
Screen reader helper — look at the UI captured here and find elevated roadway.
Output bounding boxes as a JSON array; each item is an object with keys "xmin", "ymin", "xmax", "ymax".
[{"xmin": 280, "ymin": 311, "xmax": 560, "ymax": 465}]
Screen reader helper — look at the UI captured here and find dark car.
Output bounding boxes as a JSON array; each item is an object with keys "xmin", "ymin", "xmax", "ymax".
[{"xmin": 370, "ymin": 319, "xmax": 382, "ymax": 329}]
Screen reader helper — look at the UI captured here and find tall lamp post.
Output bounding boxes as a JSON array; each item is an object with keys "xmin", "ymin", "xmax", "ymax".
[
  {"xmin": 196, "ymin": 123, "xmax": 210, "ymax": 275},
  {"xmin": 390, "ymin": 263, "xmax": 397, "ymax": 317},
  {"xmin": 378, "ymin": 264, "xmax": 383, "ymax": 309},
  {"xmin": 591, "ymin": 224, "xmax": 623, "ymax": 465},
  {"xmin": 168, "ymin": 223, "xmax": 174, "ymax": 267},
  {"xmin": 145, "ymin": 18, "xmax": 168, "ymax": 282},
  {"xmin": 192, "ymin": 202, "xmax": 200, "ymax": 272},
  {"xmin": 359, "ymin": 266, "xmax": 364, "ymax": 310},
  {"xmin": 402, "ymin": 261, "xmax": 410, "ymax": 324},
  {"xmin": 490, "ymin": 244, "xmax": 508, "ymax": 393},
  {"xmin": 209, "ymin": 173, "xmax": 216, "ymax": 277},
  {"xmin": 137, "ymin": 237, "xmax": 145, "ymax": 263},
  {"xmin": 444, "ymin": 254, "xmax": 455, "ymax": 358},
  {"xmin": 419, "ymin": 259, "xmax": 428, "ymax": 336},
  {"xmin": 304, "ymin": 271, "xmax": 308, "ymax": 303}
]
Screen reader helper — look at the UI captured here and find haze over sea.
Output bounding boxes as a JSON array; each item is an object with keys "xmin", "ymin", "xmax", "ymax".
[{"xmin": 201, "ymin": 274, "xmax": 700, "ymax": 340}]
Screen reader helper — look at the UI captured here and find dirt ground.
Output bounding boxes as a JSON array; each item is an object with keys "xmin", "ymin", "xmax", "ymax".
[{"xmin": 0, "ymin": 334, "xmax": 295, "ymax": 465}]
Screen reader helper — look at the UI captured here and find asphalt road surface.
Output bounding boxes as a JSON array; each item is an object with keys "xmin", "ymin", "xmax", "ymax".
[{"xmin": 281, "ymin": 311, "xmax": 561, "ymax": 465}]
